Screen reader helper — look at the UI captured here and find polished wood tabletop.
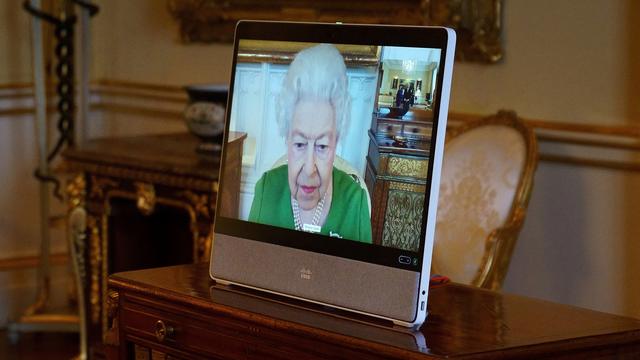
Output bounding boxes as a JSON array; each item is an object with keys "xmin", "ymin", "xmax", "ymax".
[
  {"xmin": 63, "ymin": 133, "xmax": 218, "ymax": 180},
  {"xmin": 109, "ymin": 263, "xmax": 640, "ymax": 359},
  {"xmin": 63, "ymin": 132, "xmax": 246, "ymax": 180}
]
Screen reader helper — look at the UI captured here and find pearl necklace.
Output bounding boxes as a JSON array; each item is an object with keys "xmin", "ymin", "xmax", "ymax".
[{"xmin": 292, "ymin": 192, "xmax": 326, "ymax": 233}]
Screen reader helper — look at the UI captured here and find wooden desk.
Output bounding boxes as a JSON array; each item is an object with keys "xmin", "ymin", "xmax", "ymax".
[
  {"xmin": 62, "ymin": 132, "xmax": 245, "ymax": 358},
  {"xmin": 107, "ymin": 264, "xmax": 640, "ymax": 359}
]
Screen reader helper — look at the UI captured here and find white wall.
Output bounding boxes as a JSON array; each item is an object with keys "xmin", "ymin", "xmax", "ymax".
[
  {"xmin": 451, "ymin": 0, "xmax": 640, "ymax": 124},
  {"xmin": 92, "ymin": 0, "xmax": 232, "ymax": 87},
  {"xmin": 506, "ymin": 164, "xmax": 640, "ymax": 317},
  {"xmin": 455, "ymin": 0, "xmax": 640, "ymax": 319},
  {"xmin": 0, "ymin": 1, "xmax": 31, "ymax": 83}
]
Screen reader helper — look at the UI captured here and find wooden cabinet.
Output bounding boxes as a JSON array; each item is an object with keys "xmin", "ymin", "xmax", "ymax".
[
  {"xmin": 106, "ymin": 263, "xmax": 640, "ymax": 359},
  {"xmin": 366, "ymin": 109, "xmax": 434, "ymax": 251},
  {"xmin": 62, "ymin": 132, "xmax": 245, "ymax": 358}
]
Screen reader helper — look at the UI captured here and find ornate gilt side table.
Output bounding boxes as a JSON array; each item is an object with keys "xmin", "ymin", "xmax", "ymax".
[{"xmin": 62, "ymin": 131, "xmax": 246, "ymax": 358}]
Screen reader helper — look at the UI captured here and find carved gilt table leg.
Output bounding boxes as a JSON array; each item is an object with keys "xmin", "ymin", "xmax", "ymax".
[{"xmin": 67, "ymin": 175, "xmax": 88, "ymax": 360}]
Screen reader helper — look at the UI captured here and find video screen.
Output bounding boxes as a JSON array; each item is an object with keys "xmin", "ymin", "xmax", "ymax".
[{"xmin": 220, "ymin": 40, "xmax": 442, "ymax": 253}]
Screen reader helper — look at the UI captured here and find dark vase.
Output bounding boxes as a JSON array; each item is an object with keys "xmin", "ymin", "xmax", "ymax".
[{"xmin": 184, "ymin": 84, "xmax": 228, "ymax": 154}]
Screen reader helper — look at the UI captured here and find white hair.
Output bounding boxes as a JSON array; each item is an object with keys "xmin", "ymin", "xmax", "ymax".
[{"xmin": 276, "ymin": 44, "xmax": 351, "ymax": 140}]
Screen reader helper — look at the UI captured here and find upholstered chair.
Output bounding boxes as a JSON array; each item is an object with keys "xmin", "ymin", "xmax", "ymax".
[{"xmin": 432, "ymin": 110, "xmax": 538, "ymax": 290}]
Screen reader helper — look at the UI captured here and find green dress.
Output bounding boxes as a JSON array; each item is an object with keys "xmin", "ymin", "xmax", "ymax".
[{"xmin": 249, "ymin": 165, "xmax": 372, "ymax": 243}]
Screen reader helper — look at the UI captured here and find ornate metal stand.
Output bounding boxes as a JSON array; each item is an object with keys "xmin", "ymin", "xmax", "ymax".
[{"xmin": 8, "ymin": 2, "xmax": 98, "ymax": 360}]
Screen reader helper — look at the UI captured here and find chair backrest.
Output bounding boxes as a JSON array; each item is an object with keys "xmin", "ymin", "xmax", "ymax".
[{"xmin": 432, "ymin": 110, "xmax": 538, "ymax": 290}]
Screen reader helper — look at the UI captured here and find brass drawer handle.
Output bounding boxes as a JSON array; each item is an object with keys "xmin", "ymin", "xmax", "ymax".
[{"xmin": 155, "ymin": 320, "xmax": 175, "ymax": 342}]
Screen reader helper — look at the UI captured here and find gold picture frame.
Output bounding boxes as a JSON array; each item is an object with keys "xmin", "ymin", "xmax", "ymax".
[{"xmin": 167, "ymin": 0, "xmax": 503, "ymax": 63}]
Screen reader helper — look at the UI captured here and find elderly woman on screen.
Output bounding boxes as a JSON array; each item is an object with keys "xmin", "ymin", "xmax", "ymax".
[{"xmin": 248, "ymin": 44, "xmax": 372, "ymax": 243}]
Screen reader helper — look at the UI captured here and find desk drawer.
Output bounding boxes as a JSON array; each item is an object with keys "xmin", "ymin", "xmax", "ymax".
[
  {"xmin": 119, "ymin": 293, "xmax": 365, "ymax": 359},
  {"xmin": 121, "ymin": 304, "xmax": 244, "ymax": 359}
]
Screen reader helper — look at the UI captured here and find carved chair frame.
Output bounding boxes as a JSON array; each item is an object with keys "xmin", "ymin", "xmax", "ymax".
[{"xmin": 442, "ymin": 110, "xmax": 538, "ymax": 290}]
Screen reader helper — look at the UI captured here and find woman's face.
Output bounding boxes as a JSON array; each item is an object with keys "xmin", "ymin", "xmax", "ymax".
[{"xmin": 287, "ymin": 99, "xmax": 337, "ymax": 211}]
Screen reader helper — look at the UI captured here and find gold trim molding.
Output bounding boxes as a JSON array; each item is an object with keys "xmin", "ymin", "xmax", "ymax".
[
  {"xmin": 90, "ymin": 176, "xmax": 119, "ymax": 199},
  {"xmin": 67, "ymin": 174, "xmax": 87, "ymax": 209},
  {"xmin": 540, "ymin": 154, "xmax": 640, "ymax": 172},
  {"xmin": 449, "ymin": 111, "xmax": 640, "ymax": 138},
  {"xmin": 389, "ymin": 181, "xmax": 426, "ymax": 193},
  {"xmin": 178, "ymin": 190, "xmax": 211, "ymax": 218},
  {"xmin": 90, "ymin": 81, "xmax": 640, "ymax": 172},
  {"xmin": 134, "ymin": 182, "xmax": 157, "ymax": 216},
  {"xmin": 0, "ymin": 253, "xmax": 69, "ymax": 271},
  {"xmin": 387, "ymin": 156, "xmax": 429, "ymax": 179},
  {"xmin": 103, "ymin": 290, "xmax": 120, "ymax": 347},
  {"xmin": 88, "ymin": 215, "xmax": 102, "ymax": 325},
  {"xmin": 166, "ymin": 0, "xmax": 503, "ymax": 63},
  {"xmin": 66, "ymin": 161, "xmax": 216, "ymax": 193},
  {"xmin": 3, "ymin": 80, "xmax": 638, "ymax": 170},
  {"xmin": 238, "ymin": 42, "xmax": 380, "ymax": 67}
]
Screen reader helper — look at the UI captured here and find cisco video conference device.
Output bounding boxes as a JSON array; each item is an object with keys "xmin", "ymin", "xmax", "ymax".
[{"xmin": 211, "ymin": 20, "xmax": 455, "ymax": 328}]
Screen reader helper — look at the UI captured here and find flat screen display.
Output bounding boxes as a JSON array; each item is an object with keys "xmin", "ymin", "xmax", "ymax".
[{"xmin": 216, "ymin": 26, "xmax": 449, "ymax": 272}]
